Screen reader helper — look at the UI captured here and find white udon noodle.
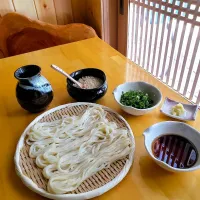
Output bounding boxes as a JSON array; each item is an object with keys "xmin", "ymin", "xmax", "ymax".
[{"xmin": 27, "ymin": 106, "xmax": 132, "ymax": 194}]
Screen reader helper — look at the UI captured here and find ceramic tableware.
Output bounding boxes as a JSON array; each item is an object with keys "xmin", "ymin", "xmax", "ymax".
[
  {"xmin": 14, "ymin": 65, "xmax": 53, "ymax": 112},
  {"xmin": 160, "ymin": 97, "xmax": 198, "ymax": 121},
  {"xmin": 67, "ymin": 68, "xmax": 107, "ymax": 102},
  {"xmin": 143, "ymin": 121, "xmax": 200, "ymax": 172},
  {"xmin": 113, "ymin": 81, "xmax": 162, "ymax": 116}
]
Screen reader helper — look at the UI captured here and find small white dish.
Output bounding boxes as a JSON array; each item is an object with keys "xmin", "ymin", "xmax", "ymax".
[
  {"xmin": 143, "ymin": 121, "xmax": 200, "ymax": 172},
  {"xmin": 113, "ymin": 81, "xmax": 162, "ymax": 116},
  {"xmin": 160, "ymin": 97, "xmax": 198, "ymax": 121}
]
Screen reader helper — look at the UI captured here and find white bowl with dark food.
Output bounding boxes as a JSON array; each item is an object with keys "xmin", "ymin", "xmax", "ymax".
[
  {"xmin": 113, "ymin": 82, "xmax": 162, "ymax": 116},
  {"xmin": 143, "ymin": 121, "xmax": 200, "ymax": 172}
]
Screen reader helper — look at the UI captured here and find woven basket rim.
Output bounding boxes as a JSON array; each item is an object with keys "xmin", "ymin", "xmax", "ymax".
[{"xmin": 14, "ymin": 103, "xmax": 135, "ymax": 200}]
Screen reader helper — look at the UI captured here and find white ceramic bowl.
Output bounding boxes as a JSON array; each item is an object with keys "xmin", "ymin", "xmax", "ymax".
[
  {"xmin": 113, "ymin": 82, "xmax": 162, "ymax": 116},
  {"xmin": 143, "ymin": 121, "xmax": 200, "ymax": 172}
]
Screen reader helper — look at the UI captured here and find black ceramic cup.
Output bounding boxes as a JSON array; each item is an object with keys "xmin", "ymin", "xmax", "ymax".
[
  {"xmin": 67, "ymin": 68, "xmax": 107, "ymax": 102},
  {"xmin": 14, "ymin": 65, "xmax": 53, "ymax": 112}
]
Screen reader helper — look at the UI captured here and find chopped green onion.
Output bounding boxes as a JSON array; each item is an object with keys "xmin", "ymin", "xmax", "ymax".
[{"xmin": 120, "ymin": 90, "xmax": 153, "ymax": 109}]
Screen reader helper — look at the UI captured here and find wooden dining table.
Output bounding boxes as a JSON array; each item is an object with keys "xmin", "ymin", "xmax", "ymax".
[{"xmin": 0, "ymin": 37, "xmax": 200, "ymax": 200}]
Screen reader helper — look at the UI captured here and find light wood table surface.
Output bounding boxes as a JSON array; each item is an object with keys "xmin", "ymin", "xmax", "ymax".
[{"xmin": 0, "ymin": 37, "xmax": 200, "ymax": 200}]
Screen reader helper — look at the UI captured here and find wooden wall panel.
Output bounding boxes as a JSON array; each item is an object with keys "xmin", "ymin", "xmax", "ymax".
[
  {"xmin": 108, "ymin": 0, "xmax": 118, "ymax": 48},
  {"xmin": 0, "ymin": 0, "xmax": 14, "ymax": 17},
  {"xmin": 101, "ymin": 0, "xmax": 118, "ymax": 48},
  {"xmin": 0, "ymin": 0, "xmax": 103, "ymax": 40},
  {"xmin": 118, "ymin": 0, "xmax": 128, "ymax": 55},
  {"xmin": 71, "ymin": 0, "xmax": 86, "ymax": 23},
  {"xmin": 13, "ymin": 0, "xmax": 38, "ymax": 20},
  {"xmin": 54, "ymin": 0, "xmax": 73, "ymax": 25},
  {"xmin": 85, "ymin": 0, "xmax": 102, "ymax": 37},
  {"xmin": 34, "ymin": 0, "xmax": 57, "ymax": 24}
]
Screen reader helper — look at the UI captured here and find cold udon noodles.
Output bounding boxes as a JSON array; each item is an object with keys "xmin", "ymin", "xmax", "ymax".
[{"xmin": 27, "ymin": 106, "xmax": 132, "ymax": 194}]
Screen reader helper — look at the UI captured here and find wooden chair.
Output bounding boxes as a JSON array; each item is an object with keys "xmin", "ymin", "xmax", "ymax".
[{"xmin": 0, "ymin": 13, "xmax": 97, "ymax": 58}]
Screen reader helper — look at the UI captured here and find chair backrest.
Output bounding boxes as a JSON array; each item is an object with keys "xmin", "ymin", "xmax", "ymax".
[{"xmin": 0, "ymin": 13, "xmax": 97, "ymax": 58}]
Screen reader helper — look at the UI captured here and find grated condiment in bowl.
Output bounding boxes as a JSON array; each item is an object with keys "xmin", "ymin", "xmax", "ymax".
[{"xmin": 73, "ymin": 76, "xmax": 103, "ymax": 89}]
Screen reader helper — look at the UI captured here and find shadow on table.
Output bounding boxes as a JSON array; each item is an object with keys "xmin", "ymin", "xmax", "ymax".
[
  {"xmin": 6, "ymin": 107, "xmax": 31, "ymax": 117},
  {"xmin": 138, "ymin": 155, "xmax": 198, "ymax": 199},
  {"xmin": 139, "ymin": 155, "xmax": 171, "ymax": 178}
]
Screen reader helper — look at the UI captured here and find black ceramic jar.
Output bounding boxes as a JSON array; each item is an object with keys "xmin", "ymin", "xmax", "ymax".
[
  {"xmin": 67, "ymin": 68, "xmax": 107, "ymax": 102},
  {"xmin": 14, "ymin": 65, "xmax": 53, "ymax": 112}
]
